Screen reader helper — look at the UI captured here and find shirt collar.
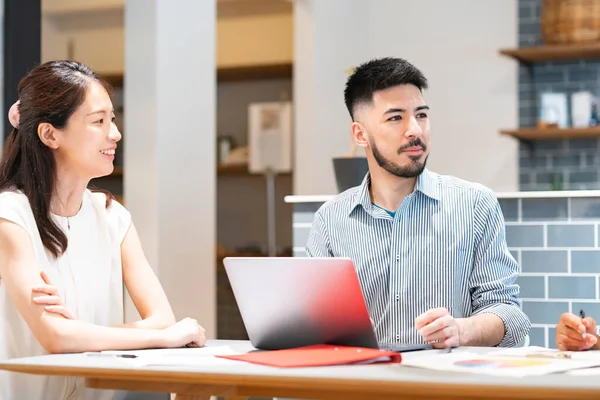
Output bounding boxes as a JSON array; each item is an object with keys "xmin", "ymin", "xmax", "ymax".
[
  {"xmin": 349, "ymin": 168, "xmax": 440, "ymax": 215},
  {"xmin": 416, "ymin": 168, "xmax": 441, "ymax": 201}
]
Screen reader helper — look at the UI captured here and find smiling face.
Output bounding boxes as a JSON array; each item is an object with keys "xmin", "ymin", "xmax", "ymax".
[
  {"xmin": 352, "ymin": 84, "xmax": 430, "ymax": 178},
  {"xmin": 39, "ymin": 80, "xmax": 121, "ymax": 180}
]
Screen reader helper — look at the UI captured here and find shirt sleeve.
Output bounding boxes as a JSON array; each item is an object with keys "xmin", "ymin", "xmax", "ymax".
[
  {"xmin": 105, "ymin": 197, "xmax": 132, "ymax": 245},
  {"xmin": 0, "ymin": 191, "xmax": 33, "ymax": 237},
  {"xmin": 0, "ymin": 192, "xmax": 34, "ymax": 280},
  {"xmin": 470, "ymin": 189, "xmax": 531, "ymax": 347},
  {"xmin": 305, "ymin": 209, "xmax": 333, "ymax": 257}
]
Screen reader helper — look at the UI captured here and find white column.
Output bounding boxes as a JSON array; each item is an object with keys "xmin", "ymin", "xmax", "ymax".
[
  {"xmin": 293, "ymin": 0, "xmax": 370, "ymax": 196},
  {"xmin": 123, "ymin": 0, "xmax": 216, "ymax": 337}
]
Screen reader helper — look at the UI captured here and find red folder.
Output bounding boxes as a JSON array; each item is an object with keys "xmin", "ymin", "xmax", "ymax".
[{"xmin": 216, "ymin": 344, "xmax": 402, "ymax": 368}]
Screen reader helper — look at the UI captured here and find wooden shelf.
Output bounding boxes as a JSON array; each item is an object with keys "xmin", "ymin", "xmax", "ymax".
[
  {"xmin": 217, "ymin": 163, "xmax": 292, "ymax": 176},
  {"xmin": 98, "ymin": 165, "xmax": 291, "ymax": 178},
  {"xmin": 102, "ymin": 63, "xmax": 292, "ymax": 87},
  {"xmin": 500, "ymin": 126, "xmax": 600, "ymax": 140},
  {"xmin": 103, "ymin": 74, "xmax": 123, "ymax": 87},
  {"xmin": 499, "ymin": 42, "xmax": 600, "ymax": 63},
  {"xmin": 217, "ymin": 63, "xmax": 292, "ymax": 82},
  {"xmin": 218, "ymin": 164, "xmax": 251, "ymax": 175}
]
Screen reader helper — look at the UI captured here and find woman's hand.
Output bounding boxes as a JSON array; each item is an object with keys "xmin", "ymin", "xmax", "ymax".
[
  {"xmin": 160, "ymin": 317, "xmax": 206, "ymax": 348},
  {"xmin": 32, "ymin": 271, "xmax": 75, "ymax": 320}
]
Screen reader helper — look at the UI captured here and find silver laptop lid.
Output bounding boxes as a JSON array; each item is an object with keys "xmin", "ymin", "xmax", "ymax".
[{"xmin": 222, "ymin": 257, "xmax": 379, "ymax": 350}]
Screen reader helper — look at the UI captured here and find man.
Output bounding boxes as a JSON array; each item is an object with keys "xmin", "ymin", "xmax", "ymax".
[{"xmin": 306, "ymin": 57, "xmax": 530, "ymax": 348}]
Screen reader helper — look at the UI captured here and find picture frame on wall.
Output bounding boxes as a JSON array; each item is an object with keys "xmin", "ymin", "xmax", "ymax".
[{"xmin": 247, "ymin": 101, "xmax": 292, "ymax": 174}]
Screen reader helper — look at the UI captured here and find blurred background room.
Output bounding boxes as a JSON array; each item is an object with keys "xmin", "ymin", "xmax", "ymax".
[{"xmin": 3, "ymin": 0, "xmax": 600, "ymax": 348}]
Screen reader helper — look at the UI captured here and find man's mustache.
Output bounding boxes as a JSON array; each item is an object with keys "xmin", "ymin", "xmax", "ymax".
[{"xmin": 398, "ymin": 138, "xmax": 426, "ymax": 154}]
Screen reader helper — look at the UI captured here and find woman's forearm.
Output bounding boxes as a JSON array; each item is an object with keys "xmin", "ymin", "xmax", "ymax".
[
  {"xmin": 44, "ymin": 316, "xmax": 165, "ymax": 354},
  {"xmin": 114, "ymin": 314, "xmax": 175, "ymax": 330}
]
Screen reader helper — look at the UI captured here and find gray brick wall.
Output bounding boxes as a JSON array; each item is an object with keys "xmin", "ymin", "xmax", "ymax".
[
  {"xmin": 518, "ymin": 0, "xmax": 600, "ymax": 191},
  {"xmin": 292, "ymin": 195, "xmax": 600, "ymax": 349},
  {"xmin": 501, "ymin": 195, "xmax": 600, "ymax": 348}
]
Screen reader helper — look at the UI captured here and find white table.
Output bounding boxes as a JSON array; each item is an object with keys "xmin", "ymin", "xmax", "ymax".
[{"xmin": 0, "ymin": 340, "xmax": 599, "ymax": 400}]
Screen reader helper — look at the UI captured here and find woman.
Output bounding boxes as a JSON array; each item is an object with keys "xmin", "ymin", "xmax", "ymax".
[{"xmin": 0, "ymin": 60, "xmax": 206, "ymax": 400}]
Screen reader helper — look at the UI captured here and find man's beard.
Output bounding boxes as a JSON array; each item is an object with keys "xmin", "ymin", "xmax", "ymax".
[{"xmin": 370, "ymin": 137, "xmax": 428, "ymax": 178}]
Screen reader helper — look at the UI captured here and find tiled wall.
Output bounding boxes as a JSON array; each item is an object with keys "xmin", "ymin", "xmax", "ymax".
[
  {"xmin": 291, "ymin": 195, "xmax": 600, "ymax": 349},
  {"xmin": 518, "ymin": 0, "xmax": 600, "ymax": 191},
  {"xmin": 499, "ymin": 196, "xmax": 600, "ymax": 349},
  {"xmin": 291, "ymin": 202, "xmax": 321, "ymax": 257}
]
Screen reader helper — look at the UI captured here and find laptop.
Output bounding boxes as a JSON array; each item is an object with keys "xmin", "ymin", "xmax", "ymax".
[{"xmin": 222, "ymin": 256, "xmax": 431, "ymax": 352}]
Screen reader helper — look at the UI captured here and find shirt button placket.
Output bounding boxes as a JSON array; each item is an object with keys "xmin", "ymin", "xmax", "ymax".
[{"xmin": 394, "ymin": 252, "xmax": 401, "ymax": 342}]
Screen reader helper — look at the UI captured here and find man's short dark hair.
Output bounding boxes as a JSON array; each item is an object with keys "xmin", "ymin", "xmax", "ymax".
[{"xmin": 344, "ymin": 57, "xmax": 428, "ymax": 121}]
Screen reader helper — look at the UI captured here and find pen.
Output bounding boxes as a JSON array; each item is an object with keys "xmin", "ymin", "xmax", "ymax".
[
  {"xmin": 525, "ymin": 351, "xmax": 572, "ymax": 359},
  {"xmin": 86, "ymin": 353, "xmax": 137, "ymax": 359},
  {"xmin": 580, "ymin": 309, "xmax": 587, "ymax": 339}
]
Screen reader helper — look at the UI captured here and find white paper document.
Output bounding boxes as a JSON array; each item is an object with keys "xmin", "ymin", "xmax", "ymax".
[
  {"xmin": 485, "ymin": 346, "xmax": 572, "ymax": 359},
  {"xmin": 401, "ymin": 348, "xmax": 600, "ymax": 377},
  {"xmin": 485, "ymin": 346, "xmax": 600, "ymax": 376},
  {"xmin": 487, "ymin": 346, "xmax": 600, "ymax": 361},
  {"xmin": 99, "ymin": 345, "xmax": 238, "ymax": 357},
  {"xmin": 86, "ymin": 345, "xmax": 243, "ymax": 368},
  {"xmin": 567, "ymin": 367, "xmax": 600, "ymax": 376}
]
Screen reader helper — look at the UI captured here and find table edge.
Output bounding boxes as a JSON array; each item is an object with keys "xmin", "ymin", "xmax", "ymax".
[{"xmin": 1, "ymin": 362, "xmax": 599, "ymax": 399}]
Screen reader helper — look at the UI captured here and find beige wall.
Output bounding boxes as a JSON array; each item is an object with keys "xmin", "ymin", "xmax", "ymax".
[
  {"xmin": 368, "ymin": 0, "xmax": 519, "ymax": 193},
  {"xmin": 293, "ymin": 0, "xmax": 519, "ymax": 195},
  {"xmin": 217, "ymin": 13, "xmax": 293, "ymax": 68},
  {"xmin": 43, "ymin": 0, "xmax": 123, "ymax": 14},
  {"xmin": 42, "ymin": 8, "xmax": 125, "ymax": 75},
  {"xmin": 41, "ymin": 3, "xmax": 293, "ymax": 73}
]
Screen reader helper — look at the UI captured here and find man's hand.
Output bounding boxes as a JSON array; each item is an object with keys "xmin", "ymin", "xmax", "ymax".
[
  {"xmin": 415, "ymin": 307, "xmax": 459, "ymax": 348},
  {"xmin": 556, "ymin": 312, "xmax": 598, "ymax": 351}
]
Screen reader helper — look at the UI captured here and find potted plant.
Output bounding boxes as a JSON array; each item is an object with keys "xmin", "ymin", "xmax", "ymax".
[{"xmin": 332, "ymin": 66, "xmax": 369, "ymax": 193}]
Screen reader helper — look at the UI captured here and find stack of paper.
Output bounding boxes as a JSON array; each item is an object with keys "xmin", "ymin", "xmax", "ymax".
[{"xmin": 401, "ymin": 346, "xmax": 600, "ymax": 377}]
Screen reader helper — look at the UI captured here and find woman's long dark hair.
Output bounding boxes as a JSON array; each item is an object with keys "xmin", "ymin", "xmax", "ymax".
[{"xmin": 0, "ymin": 60, "xmax": 114, "ymax": 258}]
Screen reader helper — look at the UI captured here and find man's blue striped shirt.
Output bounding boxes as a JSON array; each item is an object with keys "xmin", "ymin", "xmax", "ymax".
[{"xmin": 306, "ymin": 169, "xmax": 531, "ymax": 347}]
